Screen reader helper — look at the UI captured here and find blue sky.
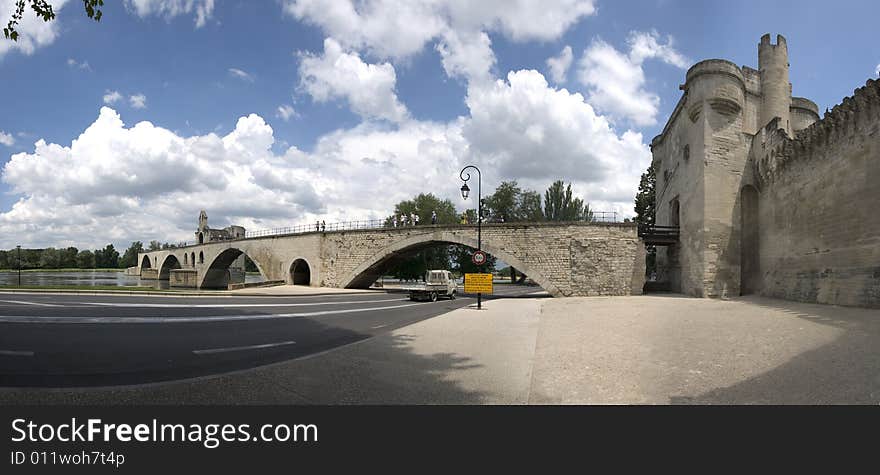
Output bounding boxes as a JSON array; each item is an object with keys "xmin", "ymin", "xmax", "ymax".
[{"xmin": 1, "ymin": 0, "xmax": 878, "ymax": 249}]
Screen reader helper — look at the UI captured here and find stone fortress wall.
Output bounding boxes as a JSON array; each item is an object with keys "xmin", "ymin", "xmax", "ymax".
[
  {"xmin": 652, "ymin": 33, "xmax": 880, "ymax": 307},
  {"xmin": 753, "ymin": 79, "xmax": 880, "ymax": 307}
]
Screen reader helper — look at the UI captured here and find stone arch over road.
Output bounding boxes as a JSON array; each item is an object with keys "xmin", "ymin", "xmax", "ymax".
[
  {"xmin": 138, "ymin": 222, "xmax": 645, "ymax": 296},
  {"xmin": 338, "ymin": 232, "xmax": 562, "ymax": 296}
]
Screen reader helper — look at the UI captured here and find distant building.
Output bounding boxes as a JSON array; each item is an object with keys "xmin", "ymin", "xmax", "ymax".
[
  {"xmin": 195, "ymin": 210, "xmax": 245, "ymax": 244},
  {"xmin": 194, "ymin": 210, "xmax": 247, "ymax": 275}
]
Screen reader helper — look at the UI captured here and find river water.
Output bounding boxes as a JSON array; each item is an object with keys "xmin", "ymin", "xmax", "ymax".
[{"xmin": 0, "ymin": 271, "xmax": 265, "ymax": 289}]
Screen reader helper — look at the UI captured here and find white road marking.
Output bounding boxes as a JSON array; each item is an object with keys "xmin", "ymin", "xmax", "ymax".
[
  {"xmin": 0, "ymin": 349, "xmax": 34, "ymax": 356},
  {"xmin": 370, "ymin": 324, "xmax": 388, "ymax": 329},
  {"xmin": 193, "ymin": 340, "xmax": 296, "ymax": 355},
  {"xmin": 0, "ymin": 302, "xmax": 426, "ymax": 324},
  {"xmin": 0, "ymin": 299, "xmax": 62, "ymax": 307},
  {"xmin": 82, "ymin": 297, "xmax": 405, "ymax": 308}
]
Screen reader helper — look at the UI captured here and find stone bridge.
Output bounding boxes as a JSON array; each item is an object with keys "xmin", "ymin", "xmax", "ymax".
[{"xmin": 137, "ymin": 222, "xmax": 646, "ymax": 297}]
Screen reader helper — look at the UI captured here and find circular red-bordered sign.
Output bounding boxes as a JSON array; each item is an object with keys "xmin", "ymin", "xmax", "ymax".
[{"xmin": 472, "ymin": 250, "xmax": 487, "ymax": 266}]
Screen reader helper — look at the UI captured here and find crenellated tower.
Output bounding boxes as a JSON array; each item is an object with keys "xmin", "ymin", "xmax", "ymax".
[{"xmin": 758, "ymin": 34, "xmax": 792, "ymax": 136}]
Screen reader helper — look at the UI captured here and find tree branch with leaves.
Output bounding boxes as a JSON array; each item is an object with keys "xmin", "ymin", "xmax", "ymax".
[{"xmin": 3, "ymin": 0, "xmax": 103, "ymax": 41}]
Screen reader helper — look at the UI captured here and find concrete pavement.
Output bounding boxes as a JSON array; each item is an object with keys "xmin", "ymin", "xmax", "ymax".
[{"xmin": 1, "ymin": 294, "xmax": 878, "ymax": 404}]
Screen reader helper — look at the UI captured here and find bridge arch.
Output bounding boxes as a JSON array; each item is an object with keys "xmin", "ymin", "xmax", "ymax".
[
  {"xmin": 199, "ymin": 247, "xmax": 269, "ymax": 289},
  {"xmin": 339, "ymin": 231, "xmax": 562, "ymax": 296},
  {"xmin": 158, "ymin": 254, "xmax": 181, "ymax": 280},
  {"xmin": 140, "ymin": 255, "xmax": 152, "ymax": 270},
  {"xmin": 289, "ymin": 258, "xmax": 312, "ymax": 285}
]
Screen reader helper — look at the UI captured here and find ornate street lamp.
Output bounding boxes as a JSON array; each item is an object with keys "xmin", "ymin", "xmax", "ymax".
[{"xmin": 459, "ymin": 165, "xmax": 483, "ymax": 309}]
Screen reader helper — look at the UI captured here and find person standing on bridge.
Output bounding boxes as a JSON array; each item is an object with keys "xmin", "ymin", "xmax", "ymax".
[
  {"xmin": 413, "ymin": 213, "xmax": 420, "ymax": 226},
  {"xmin": 321, "ymin": 220, "xmax": 326, "ymax": 232},
  {"xmin": 392, "ymin": 215, "xmax": 398, "ymax": 227},
  {"xmin": 431, "ymin": 211, "xmax": 437, "ymax": 224},
  {"xmin": 315, "ymin": 221, "xmax": 320, "ymax": 232}
]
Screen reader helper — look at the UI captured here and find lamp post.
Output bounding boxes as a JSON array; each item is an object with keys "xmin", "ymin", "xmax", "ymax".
[
  {"xmin": 16, "ymin": 245, "xmax": 21, "ymax": 287},
  {"xmin": 459, "ymin": 165, "xmax": 483, "ymax": 310}
]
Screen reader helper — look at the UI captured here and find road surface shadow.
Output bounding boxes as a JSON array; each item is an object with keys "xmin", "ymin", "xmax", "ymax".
[
  {"xmin": 670, "ymin": 297, "xmax": 880, "ymax": 404},
  {"xmin": 0, "ymin": 315, "xmax": 488, "ymax": 405}
]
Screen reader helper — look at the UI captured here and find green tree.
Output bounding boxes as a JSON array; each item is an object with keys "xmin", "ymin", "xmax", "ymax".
[
  {"xmin": 3, "ymin": 0, "xmax": 103, "ymax": 41},
  {"xmin": 484, "ymin": 181, "xmax": 521, "ymax": 222},
  {"xmin": 543, "ymin": 180, "xmax": 592, "ymax": 221},
  {"xmin": 634, "ymin": 164, "xmax": 656, "ymax": 227},
  {"xmin": 451, "ymin": 245, "xmax": 496, "ymax": 275},
  {"xmin": 0, "ymin": 250, "xmax": 7, "ymax": 269},
  {"xmin": 120, "ymin": 241, "xmax": 144, "ymax": 268},
  {"xmin": 147, "ymin": 241, "xmax": 161, "ymax": 251},
  {"xmin": 94, "ymin": 244, "xmax": 119, "ymax": 268},
  {"xmin": 517, "ymin": 190, "xmax": 544, "ymax": 222},
  {"xmin": 76, "ymin": 250, "xmax": 95, "ymax": 269},
  {"xmin": 60, "ymin": 247, "xmax": 79, "ymax": 268},
  {"xmin": 39, "ymin": 247, "xmax": 59, "ymax": 268},
  {"xmin": 386, "ymin": 193, "xmax": 457, "ymax": 226},
  {"xmin": 634, "ymin": 164, "xmax": 657, "ymax": 276}
]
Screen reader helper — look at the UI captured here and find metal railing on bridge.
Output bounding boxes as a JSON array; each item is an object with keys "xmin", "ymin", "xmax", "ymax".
[
  {"xmin": 637, "ymin": 224, "xmax": 680, "ymax": 245},
  {"xmin": 245, "ymin": 219, "xmax": 388, "ymax": 238},
  {"xmin": 167, "ymin": 212, "xmax": 625, "ymax": 247}
]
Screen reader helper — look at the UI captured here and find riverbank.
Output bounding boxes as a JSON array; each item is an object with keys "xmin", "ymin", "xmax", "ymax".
[
  {"xmin": 0, "ymin": 268, "xmax": 125, "ymax": 273},
  {"xmin": 0, "ymin": 285, "xmax": 164, "ymax": 292}
]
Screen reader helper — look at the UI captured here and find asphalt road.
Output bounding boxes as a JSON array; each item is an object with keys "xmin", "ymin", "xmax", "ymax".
[{"xmin": 0, "ymin": 285, "xmax": 541, "ymax": 387}]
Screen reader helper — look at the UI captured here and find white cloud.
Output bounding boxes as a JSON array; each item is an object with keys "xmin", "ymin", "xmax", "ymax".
[
  {"xmin": 299, "ymin": 38, "xmax": 409, "ymax": 123},
  {"xmin": 2, "ymin": 66, "xmax": 652, "ymax": 248},
  {"xmin": 463, "ymin": 70, "xmax": 650, "ymax": 209},
  {"xmin": 577, "ymin": 31, "xmax": 689, "ymax": 126},
  {"xmin": 0, "ymin": 0, "xmax": 70, "ymax": 59},
  {"xmin": 627, "ymin": 30, "xmax": 689, "ymax": 68},
  {"xmin": 125, "ymin": 0, "xmax": 215, "ymax": 28},
  {"xmin": 0, "ymin": 130, "xmax": 15, "ymax": 146},
  {"xmin": 228, "ymin": 68, "xmax": 254, "ymax": 82},
  {"xmin": 284, "ymin": 0, "xmax": 596, "ymax": 84},
  {"xmin": 129, "ymin": 94, "xmax": 148, "ymax": 109},
  {"xmin": 876, "ymin": 63, "xmax": 879, "ymax": 76},
  {"xmin": 276, "ymin": 104, "xmax": 297, "ymax": 121},
  {"xmin": 435, "ymin": 28, "xmax": 496, "ymax": 84},
  {"xmin": 103, "ymin": 90, "xmax": 123, "ymax": 105},
  {"xmin": 66, "ymin": 58, "xmax": 91, "ymax": 71},
  {"xmin": 546, "ymin": 45, "xmax": 573, "ymax": 83},
  {"xmin": 0, "ymin": 108, "xmax": 322, "ymax": 248}
]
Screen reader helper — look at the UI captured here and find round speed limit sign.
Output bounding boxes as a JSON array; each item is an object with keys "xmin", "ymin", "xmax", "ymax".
[{"xmin": 471, "ymin": 250, "xmax": 487, "ymax": 266}]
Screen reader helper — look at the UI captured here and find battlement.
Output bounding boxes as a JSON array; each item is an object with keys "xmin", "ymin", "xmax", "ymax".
[
  {"xmin": 760, "ymin": 33, "xmax": 787, "ymax": 48},
  {"xmin": 757, "ymin": 78, "xmax": 880, "ymax": 183}
]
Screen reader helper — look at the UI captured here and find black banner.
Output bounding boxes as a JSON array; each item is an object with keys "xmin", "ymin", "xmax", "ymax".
[{"xmin": 1, "ymin": 406, "xmax": 876, "ymax": 472}]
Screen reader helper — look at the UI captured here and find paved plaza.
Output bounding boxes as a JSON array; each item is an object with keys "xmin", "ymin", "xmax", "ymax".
[{"xmin": 2, "ymin": 293, "xmax": 876, "ymax": 405}]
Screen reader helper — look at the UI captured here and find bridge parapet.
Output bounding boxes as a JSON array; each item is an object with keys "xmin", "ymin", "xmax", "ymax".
[{"xmin": 136, "ymin": 221, "xmax": 645, "ymax": 296}]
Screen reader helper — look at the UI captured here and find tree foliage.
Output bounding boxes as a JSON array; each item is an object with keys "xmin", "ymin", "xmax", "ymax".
[
  {"xmin": 634, "ymin": 164, "xmax": 656, "ymax": 227},
  {"xmin": 120, "ymin": 241, "xmax": 144, "ymax": 268},
  {"xmin": 634, "ymin": 164, "xmax": 657, "ymax": 277},
  {"xmin": 94, "ymin": 244, "xmax": 119, "ymax": 268},
  {"xmin": 385, "ymin": 193, "xmax": 457, "ymax": 226},
  {"xmin": 543, "ymin": 180, "xmax": 592, "ymax": 222},
  {"xmin": 3, "ymin": 0, "xmax": 103, "ymax": 41},
  {"xmin": 482, "ymin": 180, "xmax": 546, "ymax": 223}
]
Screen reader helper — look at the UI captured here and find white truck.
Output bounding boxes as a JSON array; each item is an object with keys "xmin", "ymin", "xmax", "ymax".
[{"xmin": 408, "ymin": 270, "xmax": 457, "ymax": 302}]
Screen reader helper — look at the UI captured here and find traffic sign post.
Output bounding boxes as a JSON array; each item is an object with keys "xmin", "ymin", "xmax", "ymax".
[
  {"xmin": 464, "ymin": 273, "xmax": 493, "ymax": 295},
  {"xmin": 471, "ymin": 250, "xmax": 487, "ymax": 266}
]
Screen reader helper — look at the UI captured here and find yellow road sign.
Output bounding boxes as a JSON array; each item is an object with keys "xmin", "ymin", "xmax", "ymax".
[{"xmin": 464, "ymin": 273, "xmax": 493, "ymax": 294}]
